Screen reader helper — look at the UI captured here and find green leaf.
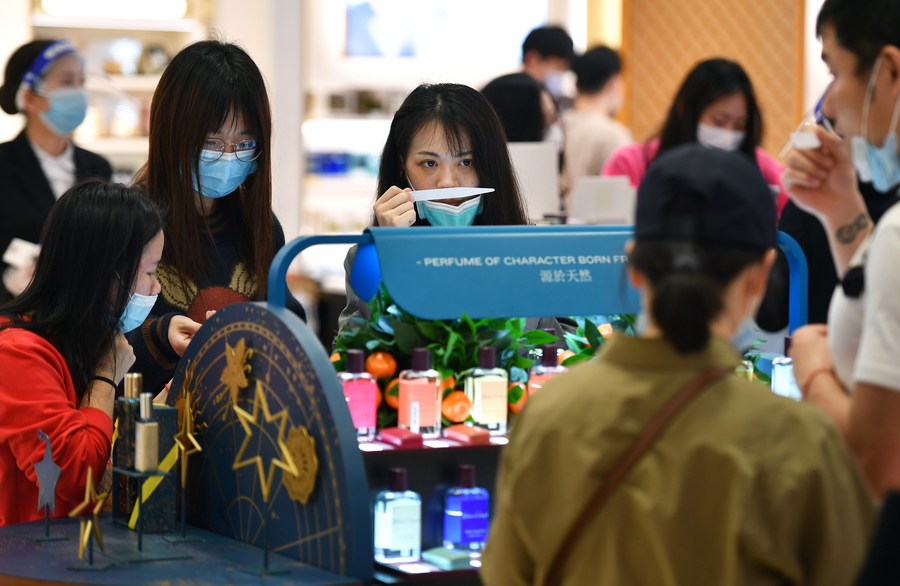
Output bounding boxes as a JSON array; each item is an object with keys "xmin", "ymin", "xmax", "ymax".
[
  {"xmin": 584, "ymin": 318, "xmax": 602, "ymax": 349},
  {"xmin": 521, "ymin": 329, "xmax": 558, "ymax": 345},
  {"xmin": 507, "ymin": 383, "xmax": 525, "ymax": 404},
  {"xmin": 393, "ymin": 321, "xmax": 424, "ymax": 355}
]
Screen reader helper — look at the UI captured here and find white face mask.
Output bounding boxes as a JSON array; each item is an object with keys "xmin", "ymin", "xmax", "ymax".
[
  {"xmin": 697, "ymin": 123, "xmax": 744, "ymax": 152},
  {"xmin": 544, "ymin": 71, "xmax": 566, "ymax": 98}
]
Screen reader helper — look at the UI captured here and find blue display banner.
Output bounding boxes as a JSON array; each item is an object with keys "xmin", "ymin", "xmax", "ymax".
[
  {"xmin": 269, "ymin": 227, "xmax": 808, "ymax": 329},
  {"xmin": 367, "ymin": 225, "xmax": 638, "ymax": 319}
]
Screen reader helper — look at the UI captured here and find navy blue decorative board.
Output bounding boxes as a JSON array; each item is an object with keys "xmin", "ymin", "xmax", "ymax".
[{"xmin": 167, "ymin": 302, "xmax": 371, "ymax": 582}]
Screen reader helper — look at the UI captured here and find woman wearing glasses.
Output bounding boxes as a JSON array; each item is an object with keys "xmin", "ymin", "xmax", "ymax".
[{"xmin": 130, "ymin": 40, "xmax": 306, "ymax": 394}]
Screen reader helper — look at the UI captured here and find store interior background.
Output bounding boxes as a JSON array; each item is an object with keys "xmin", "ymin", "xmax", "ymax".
[{"xmin": 0, "ymin": 0, "xmax": 828, "ymax": 344}]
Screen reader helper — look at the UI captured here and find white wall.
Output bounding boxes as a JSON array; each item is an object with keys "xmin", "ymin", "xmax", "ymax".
[
  {"xmin": 212, "ymin": 0, "xmax": 304, "ymax": 240},
  {"xmin": 0, "ymin": 1, "xmax": 31, "ymax": 142}
]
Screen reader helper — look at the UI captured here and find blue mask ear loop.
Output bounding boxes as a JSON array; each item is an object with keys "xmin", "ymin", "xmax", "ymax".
[{"xmin": 861, "ymin": 56, "xmax": 883, "ymax": 145}]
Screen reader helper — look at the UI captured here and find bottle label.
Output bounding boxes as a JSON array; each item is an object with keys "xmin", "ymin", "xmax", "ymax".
[
  {"xmin": 399, "ymin": 379, "xmax": 438, "ymax": 430},
  {"xmin": 375, "ymin": 500, "xmax": 421, "ymax": 550},
  {"xmin": 474, "ymin": 377, "xmax": 508, "ymax": 425},
  {"xmin": 343, "ymin": 378, "xmax": 377, "ymax": 429},
  {"xmin": 527, "ymin": 372, "xmax": 558, "ymax": 395},
  {"xmin": 444, "ymin": 493, "xmax": 489, "ymax": 545}
]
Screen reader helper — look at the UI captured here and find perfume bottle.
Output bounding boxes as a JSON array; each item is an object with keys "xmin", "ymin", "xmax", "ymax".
[
  {"xmin": 398, "ymin": 348, "xmax": 441, "ymax": 438},
  {"xmin": 771, "ymin": 337, "xmax": 802, "ymax": 401},
  {"xmin": 527, "ymin": 344, "xmax": 567, "ymax": 396},
  {"xmin": 114, "ymin": 373, "xmax": 142, "ymax": 469},
  {"xmin": 443, "ymin": 465, "xmax": 490, "ymax": 553},
  {"xmin": 134, "ymin": 392, "xmax": 159, "ymax": 472},
  {"xmin": 464, "ymin": 347, "xmax": 508, "ymax": 435},
  {"xmin": 338, "ymin": 349, "xmax": 378, "ymax": 441},
  {"xmin": 374, "ymin": 468, "xmax": 422, "ymax": 563}
]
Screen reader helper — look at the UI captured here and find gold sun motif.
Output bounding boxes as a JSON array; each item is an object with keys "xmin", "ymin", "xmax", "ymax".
[
  {"xmin": 231, "ymin": 382, "xmax": 299, "ymax": 503},
  {"xmin": 220, "ymin": 338, "xmax": 253, "ymax": 405},
  {"xmin": 68, "ymin": 466, "xmax": 107, "ymax": 558}
]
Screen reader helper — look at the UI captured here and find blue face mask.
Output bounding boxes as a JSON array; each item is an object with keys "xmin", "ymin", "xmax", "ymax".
[
  {"xmin": 119, "ymin": 292, "xmax": 158, "ymax": 333},
  {"xmin": 415, "ymin": 196, "xmax": 483, "ymax": 227},
  {"xmin": 850, "ymin": 56, "xmax": 900, "ymax": 193},
  {"xmin": 193, "ymin": 152, "xmax": 258, "ymax": 199},
  {"xmin": 39, "ymin": 88, "xmax": 88, "ymax": 136}
]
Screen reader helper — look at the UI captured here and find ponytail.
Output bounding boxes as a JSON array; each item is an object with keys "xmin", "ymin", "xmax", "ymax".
[{"xmin": 631, "ymin": 241, "xmax": 763, "ymax": 353}]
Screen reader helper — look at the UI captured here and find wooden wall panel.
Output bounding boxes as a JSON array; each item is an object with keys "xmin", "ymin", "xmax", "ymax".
[{"xmin": 620, "ymin": 0, "xmax": 804, "ymax": 155}]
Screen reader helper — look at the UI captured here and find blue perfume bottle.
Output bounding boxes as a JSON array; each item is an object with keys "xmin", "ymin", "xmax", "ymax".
[{"xmin": 443, "ymin": 465, "xmax": 489, "ymax": 553}]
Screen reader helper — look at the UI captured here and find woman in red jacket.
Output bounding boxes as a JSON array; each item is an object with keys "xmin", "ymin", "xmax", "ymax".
[{"xmin": 0, "ymin": 180, "xmax": 163, "ymax": 526}]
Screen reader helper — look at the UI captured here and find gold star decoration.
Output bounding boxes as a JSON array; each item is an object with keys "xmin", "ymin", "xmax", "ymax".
[
  {"xmin": 220, "ymin": 338, "xmax": 253, "ymax": 405},
  {"xmin": 174, "ymin": 390, "xmax": 203, "ymax": 488},
  {"xmin": 231, "ymin": 382, "xmax": 298, "ymax": 503},
  {"xmin": 111, "ymin": 417, "xmax": 119, "ymax": 448},
  {"xmin": 68, "ymin": 466, "xmax": 107, "ymax": 558}
]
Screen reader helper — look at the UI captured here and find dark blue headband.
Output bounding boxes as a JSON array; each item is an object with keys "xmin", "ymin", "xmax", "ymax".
[{"xmin": 20, "ymin": 40, "xmax": 80, "ymax": 89}]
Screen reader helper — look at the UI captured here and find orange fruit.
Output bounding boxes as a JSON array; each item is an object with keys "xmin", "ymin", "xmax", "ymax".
[
  {"xmin": 557, "ymin": 350, "xmax": 575, "ymax": 365},
  {"xmin": 598, "ymin": 323, "xmax": 614, "ymax": 338},
  {"xmin": 329, "ymin": 352, "xmax": 341, "ymax": 363},
  {"xmin": 374, "ymin": 385, "xmax": 383, "ymax": 410},
  {"xmin": 508, "ymin": 382, "xmax": 528, "ymax": 414},
  {"xmin": 440, "ymin": 375, "xmax": 456, "ymax": 393},
  {"xmin": 365, "ymin": 351, "xmax": 397, "ymax": 379},
  {"xmin": 383, "ymin": 378, "xmax": 400, "ymax": 410},
  {"xmin": 441, "ymin": 391, "xmax": 472, "ymax": 423}
]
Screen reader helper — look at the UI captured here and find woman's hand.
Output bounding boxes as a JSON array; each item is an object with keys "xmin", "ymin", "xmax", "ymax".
[
  {"xmin": 97, "ymin": 333, "xmax": 136, "ymax": 385},
  {"xmin": 373, "ymin": 186, "xmax": 416, "ymax": 227},
  {"xmin": 168, "ymin": 315, "xmax": 202, "ymax": 356},
  {"xmin": 789, "ymin": 324, "xmax": 835, "ymax": 395},
  {"xmin": 782, "ymin": 126, "xmax": 865, "ymax": 224}
]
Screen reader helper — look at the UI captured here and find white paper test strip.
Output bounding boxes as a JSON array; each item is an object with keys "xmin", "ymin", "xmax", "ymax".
[
  {"xmin": 2, "ymin": 238, "xmax": 40, "ymax": 268},
  {"xmin": 408, "ymin": 187, "xmax": 495, "ymax": 202}
]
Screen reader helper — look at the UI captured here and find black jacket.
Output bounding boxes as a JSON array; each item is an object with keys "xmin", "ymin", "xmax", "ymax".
[
  {"xmin": 757, "ymin": 181, "xmax": 900, "ymax": 331},
  {"xmin": 0, "ymin": 130, "xmax": 112, "ymax": 300}
]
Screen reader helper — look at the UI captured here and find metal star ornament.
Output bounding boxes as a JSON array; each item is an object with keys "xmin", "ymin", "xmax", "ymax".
[
  {"xmin": 68, "ymin": 466, "xmax": 108, "ymax": 557},
  {"xmin": 34, "ymin": 429, "xmax": 61, "ymax": 514},
  {"xmin": 231, "ymin": 382, "xmax": 298, "ymax": 503},
  {"xmin": 174, "ymin": 390, "xmax": 202, "ymax": 488}
]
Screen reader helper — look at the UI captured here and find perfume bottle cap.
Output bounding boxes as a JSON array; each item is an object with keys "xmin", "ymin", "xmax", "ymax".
[
  {"xmin": 411, "ymin": 348, "xmax": 430, "ymax": 371},
  {"xmin": 388, "ymin": 468, "xmax": 408, "ymax": 492},
  {"xmin": 125, "ymin": 372, "xmax": 143, "ymax": 399},
  {"xmin": 139, "ymin": 392, "xmax": 153, "ymax": 420},
  {"xmin": 457, "ymin": 464, "xmax": 476, "ymax": 489},
  {"xmin": 346, "ymin": 349, "xmax": 365, "ymax": 373},
  {"xmin": 540, "ymin": 344, "xmax": 558, "ymax": 367},
  {"xmin": 478, "ymin": 347, "xmax": 496, "ymax": 369}
]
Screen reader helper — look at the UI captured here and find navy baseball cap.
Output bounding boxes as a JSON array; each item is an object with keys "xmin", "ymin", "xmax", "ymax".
[{"xmin": 635, "ymin": 144, "xmax": 777, "ymax": 251}]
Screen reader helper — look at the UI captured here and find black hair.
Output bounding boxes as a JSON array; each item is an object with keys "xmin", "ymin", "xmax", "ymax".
[
  {"xmin": 656, "ymin": 58, "xmax": 762, "ymax": 160},
  {"xmin": 630, "ymin": 242, "xmax": 765, "ymax": 353},
  {"xmin": 817, "ymin": 0, "xmax": 900, "ymax": 76},
  {"xmin": 572, "ymin": 46, "xmax": 622, "ymax": 94},
  {"xmin": 375, "ymin": 83, "xmax": 529, "ymax": 226},
  {"xmin": 0, "ymin": 181, "xmax": 163, "ymax": 402},
  {"xmin": 481, "ymin": 73, "xmax": 547, "ymax": 142},
  {"xmin": 0, "ymin": 40, "xmax": 58, "ymax": 115},
  {"xmin": 521, "ymin": 25, "xmax": 575, "ymax": 62}
]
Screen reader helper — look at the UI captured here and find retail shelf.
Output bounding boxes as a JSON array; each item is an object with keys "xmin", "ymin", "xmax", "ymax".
[{"xmin": 32, "ymin": 14, "xmax": 205, "ymax": 33}]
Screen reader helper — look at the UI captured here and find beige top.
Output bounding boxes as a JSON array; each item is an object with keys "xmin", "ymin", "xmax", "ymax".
[
  {"xmin": 561, "ymin": 109, "xmax": 633, "ymax": 196},
  {"xmin": 481, "ymin": 335, "xmax": 874, "ymax": 586}
]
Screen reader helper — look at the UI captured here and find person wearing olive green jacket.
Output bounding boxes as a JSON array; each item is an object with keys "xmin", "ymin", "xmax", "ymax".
[{"xmin": 481, "ymin": 145, "xmax": 874, "ymax": 586}]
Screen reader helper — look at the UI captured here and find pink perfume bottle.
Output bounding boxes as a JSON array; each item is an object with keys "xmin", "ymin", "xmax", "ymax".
[
  {"xmin": 527, "ymin": 344, "xmax": 567, "ymax": 396},
  {"xmin": 398, "ymin": 348, "xmax": 441, "ymax": 438},
  {"xmin": 338, "ymin": 349, "xmax": 378, "ymax": 441}
]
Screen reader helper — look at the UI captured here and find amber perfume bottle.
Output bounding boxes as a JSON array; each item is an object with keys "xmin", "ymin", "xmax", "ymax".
[
  {"xmin": 463, "ymin": 347, "xmax": 508, "ymax": 435},
  {"xmin": 134, "ymin": 392, "xmax": 159, "ymax": 472},
  {"xmin": 527, "ymin": 344, "xmax": 567, "ymax": 396}
]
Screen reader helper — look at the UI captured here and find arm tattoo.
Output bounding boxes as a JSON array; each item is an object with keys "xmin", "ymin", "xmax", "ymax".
[{"xmin": 835, "ymin": 213, "xmax": 870, "ymax": 244}]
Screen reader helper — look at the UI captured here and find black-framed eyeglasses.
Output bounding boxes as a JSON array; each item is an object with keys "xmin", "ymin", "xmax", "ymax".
[{"xmin": 200, "ymin": 138, "xmax": 260, "ymax": 162}]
